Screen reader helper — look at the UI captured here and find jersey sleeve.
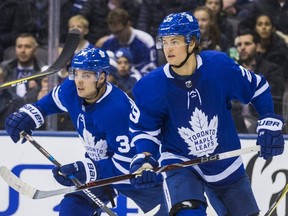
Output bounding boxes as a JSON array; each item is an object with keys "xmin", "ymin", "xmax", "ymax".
[
  {"xmin": 129, "ymin": 72, "xmax": 165, "ymax": 156},
  {"xmin": 219, "ymin": 53, "xmax": 274, "ymax": 116}
]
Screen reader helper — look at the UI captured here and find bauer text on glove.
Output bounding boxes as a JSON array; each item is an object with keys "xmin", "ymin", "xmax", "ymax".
[{"xmin": 256, "ymin": 113, "xmax": 285, "ymax": 160}]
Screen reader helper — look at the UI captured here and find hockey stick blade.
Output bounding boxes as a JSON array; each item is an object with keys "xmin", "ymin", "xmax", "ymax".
[
  {"xmin": 0, "ymin": 28, "xmax": 80, "ymax": 90},
  {"xmin": 0, "ymin": 146, "xmax": 260, "ymax": 199},
  {"xmin": 0, "ymin": 166, "xmax": 76, "ymax": 199}
]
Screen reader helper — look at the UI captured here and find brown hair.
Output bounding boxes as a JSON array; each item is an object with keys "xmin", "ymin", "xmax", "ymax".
[
  {"xmin": 193, "ymin": 6, "xmax": 221, "ymax": 50},
  {"xmin": 107, "ymin": 8, "xmax": 130, "ymax": 26}
]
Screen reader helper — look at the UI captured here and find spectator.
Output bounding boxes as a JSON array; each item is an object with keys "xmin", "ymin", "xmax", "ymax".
[
  {"xmin": 79, "ymin": 0, "xmax": 141, "ymax": 44},
  {"xmin": 67, "ymin": 14, "xmax": 95, "ymax": 54},
  {"xmin": 71, "ymin": 0, "xmax": 88, "ymax": 14},
  {"xmin": 37, "ymin": 75, "xmax": 49, "ymax": 100},
  {"xmin": 0, "ymin": 66, "xmax": 24, "ymax": 130},
  {"xmin": 136, "ymin": 0, "xmax": 198, "ymax": 40},
  {"xmin": 239, "ymin": 0, "xmax": 288, "ymax": 43},
  {"xmin": 1, "ymin": 33, "xmax": 46, "ymax": 102},
  {"xmin": 220, "ymin": 0, "xmax": 253, "ymax": 18},
  {"xmin": 193, "ymin": 6, "xmax": 230, "ymax": 52},
  {"xmin": 101, "ymin": 8, "xmax": 157, "ymax": 76},
  {"xmin": 112, "ymin": 47, "xmax": 139, "ymax": 99},
  {"xmin": 18, "ymin": 0, "xmax": 80, "ymax": 47},
  {"xmin": 253, "ymin": 14, "xmax": 288, "ymax": 82},
  {"xmin": 58, "ymin": 14, "xmax": 95, "ymax": 83},
  {"xmin": 0, "ymin": 0, "xmax": 35, "ymax": 62},
  {"xmin": 232, "ymin": 29, "xmax": 285, "ymax": 132},
  {"xmin": 203, "ymin": 0, "xmax": 234, "ymax": 47}
]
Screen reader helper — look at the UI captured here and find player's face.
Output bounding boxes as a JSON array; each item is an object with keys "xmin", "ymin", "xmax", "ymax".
[
  {"xmin": 162, "ymin": 36, "xmax": 188, "ymax": 65},
  {"xmin": 236, "ymin": 35, "xmax": 256, "ymax": 62},
  {"xmin": 74, "ymin": 70, "xmax": 98, "ymax": 98},
  {"xmin": 255, "ymin": 15, "xmax": 273, "ymax": 40}
]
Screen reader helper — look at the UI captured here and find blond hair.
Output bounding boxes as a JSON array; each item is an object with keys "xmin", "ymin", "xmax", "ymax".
[{"xmin": 68, "ymin": 15, "xmax": 89, "ymax": 29}]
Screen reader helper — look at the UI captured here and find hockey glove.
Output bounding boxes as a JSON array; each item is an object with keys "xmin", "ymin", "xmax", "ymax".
[
  {"xmin": 129, "ymin": 153, "xmax": 162, "ymax": 189},
  {"xmin": 52, "ymin": 158, "xmax": 97, "ymax": 186},
  {"xmin": 256, "ymin": 113, "xmax": 285, "ymax": 160},
  {"xmin": 5, "ymin": 104, "xmax": 45, "ymax": 143}
]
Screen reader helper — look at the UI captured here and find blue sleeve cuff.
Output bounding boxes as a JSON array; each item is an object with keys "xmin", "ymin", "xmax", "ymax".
[{"xmin": 136, "ymin": 140, "xmax": 159, "ymax": 156}]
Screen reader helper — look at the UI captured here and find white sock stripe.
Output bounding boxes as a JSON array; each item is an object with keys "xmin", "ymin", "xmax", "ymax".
[{"xmin": 19, "ymin": 104, "xmax": 44, "ymax": 128}]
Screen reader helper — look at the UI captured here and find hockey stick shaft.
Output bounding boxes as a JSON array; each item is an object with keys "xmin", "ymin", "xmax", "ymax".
[
  {"xmin": 0, "ymin": 145, "xmax": 260, "ymax": 199},
  {"xmin": 0, "ymin": 28, "xmax": 80, "ymax": 90},
  {"xmin": 264, "ymin": 183, "xmax": 288, "ymax": 216},
  {"xmin": 79, "ymin": 145, "xmax": 261, "ymax": 190},
  {"xmin": 21, "ymin": 132, "xmax": 116, "ymax": 216}
]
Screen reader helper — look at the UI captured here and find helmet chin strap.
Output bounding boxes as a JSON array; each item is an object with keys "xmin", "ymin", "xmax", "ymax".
[{"xmin": 170, "ymin": 45, "xmax": 193, "ymax": 68}]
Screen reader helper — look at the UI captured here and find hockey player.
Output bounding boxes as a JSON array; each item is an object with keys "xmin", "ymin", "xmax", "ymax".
[
  {"xmin": 128, "ymin": 12, "xmax": 285, "ymax": 216},
  {"xmin": 4, "ymin": 48, "xmax": 167, "ymax": 216}
]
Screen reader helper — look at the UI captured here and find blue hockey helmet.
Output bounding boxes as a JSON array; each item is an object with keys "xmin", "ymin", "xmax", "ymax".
[
  {"xmin": 70, "ymin": 47, "xmax": 110, "ymax": 79},
  {"xmin": 156, "ymin": 12, "xmax": 200, "ymax": 49}
]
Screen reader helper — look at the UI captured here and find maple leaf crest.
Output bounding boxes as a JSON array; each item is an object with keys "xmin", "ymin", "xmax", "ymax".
[
  {"xmin": 79, "ymin": 128, "xmax": 108, "ymax": 161},
  {"xmin": 82, "ymin": 128, "xmax": 95, "ymax": 146},
  {"xmin": 178, "ymin": 108, "xmax": 218, "ymax": 157}
]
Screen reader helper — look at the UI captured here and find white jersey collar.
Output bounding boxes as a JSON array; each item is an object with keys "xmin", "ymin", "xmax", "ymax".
[
  {"xmin": 164, "ymin": 54, "xmax": 203, "ymax": 78},
  {"xmin": 96, "ymin": 82, "xmax": 112, "ymax": 103}
]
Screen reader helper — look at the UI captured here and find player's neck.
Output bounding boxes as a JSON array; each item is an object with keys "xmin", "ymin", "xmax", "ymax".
[
  {"xmin": 172, "ymin": 54, "xmax": 197, "ymax": 76},
  {"xmin": 85, "ymin": 84, "xmax": 107, "ymax": 104}
]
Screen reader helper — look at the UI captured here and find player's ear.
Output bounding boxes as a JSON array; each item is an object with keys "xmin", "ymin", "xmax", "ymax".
[{"xmin": 188, "ymin": 40, "xmax": 196, "ymax": 52}]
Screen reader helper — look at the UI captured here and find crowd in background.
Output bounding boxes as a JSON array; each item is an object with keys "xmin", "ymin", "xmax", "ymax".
[{"xmin": 0, "ymin": 0, "xmax": 288, "ymax": 134}]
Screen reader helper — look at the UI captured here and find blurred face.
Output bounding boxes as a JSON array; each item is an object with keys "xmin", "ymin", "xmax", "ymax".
[
  {"xmin": 109, "ymin": 23, "xmax": 130, "ymax": 45},
  {"xmin": 236, "ymin": 34, "xmax": 256, "ymax": 62},
  {"xmin": 15, "ymin": 36, "xmax": 37, "ymax": 65},
  {"xmin": 117, "ymin": 57, "xmax": 130, "ymax": 76},
  {"xmin": 193, "ymin": 10, "xmax": 211, "ymax": 36},
  {"xmin": 162, "ymin": 36, "xmax": 188, "ymax": 65},
  {"xmin": 68, "ymin": 20, "xmax": 88, "ymax": 39},
  {"xmin": 74, "ymin": 70, "xmax": 99, "ymax": 100},
  {"xmin": 205, "ymin": 0, "xmax": 221, "ymax": 15},
  {"xmin": 255, "ymin": 15, "xmax": 273, "ymax": 39}
]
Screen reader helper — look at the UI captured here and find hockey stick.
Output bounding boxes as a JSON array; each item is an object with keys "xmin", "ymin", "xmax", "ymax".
[
  {"xmin": 264, "ymin": 183, "xmax": 288, "ymax": 216},
  {"xmin": 0, "ymin": 145, "xmax": 260, "ymax": 200},
  {"xmin": 20, "ymin": 132, "xmax": 116, "ymax": 216},
  {"xmin": 0, "ymin": 28, "xmax": 80, "ymax": 90}
]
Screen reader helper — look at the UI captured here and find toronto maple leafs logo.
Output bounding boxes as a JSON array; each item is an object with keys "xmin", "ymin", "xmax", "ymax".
[
  {"xmin": 79, "ymin": 128, "xmax": 108, "ymax": 161},
  {"xmin": 178, "ymin": 108, "xmax": 218, "ymax": 157},
  {"xmin": 77, "ymin": 114, "xmax": 108, "ymax": 161}
]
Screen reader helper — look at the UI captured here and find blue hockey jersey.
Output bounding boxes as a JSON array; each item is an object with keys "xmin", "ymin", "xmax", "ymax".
[
  {"xmin": 36, "ymin": 80, "xmax": 136, "ymax": 185},
  {"xmin": 129, "ymin": 50, "xmax": 274, "ymax": 185},
  {"xmin": 102, "ymin": 28, "xmax": 157, "ymax": 76}
]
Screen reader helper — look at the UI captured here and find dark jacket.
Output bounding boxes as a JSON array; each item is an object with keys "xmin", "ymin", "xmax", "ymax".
[
  {"xmin": 239, "ymin": 0, "xmax": 288, "ymax": 34},
  {"xmin": 80, "ymin": 0, "xmax": 141, "ymax": 44},
  {"xmin": 136, "ymin": 0, "xmax": 198, "ymax": 39},
  {"xmin": 0, "ymin": 0, "xmax": 35, "ymax": 61},
  {"xmin": 253, "ymin": 55, "xmax": 285, "ymax": 115},
  {"xmin": 1, "ymin": 58, "xmax": 45, "ymax": 102},
  {"xmin": 0, "ymin": 89, "xmax": 24, "ymax": 129}
]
